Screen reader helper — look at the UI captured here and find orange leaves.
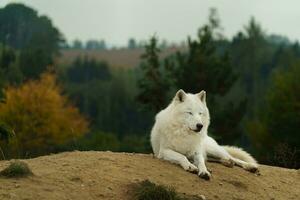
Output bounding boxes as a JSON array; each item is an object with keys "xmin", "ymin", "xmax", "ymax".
[{"xmin": 0, "ymin": 72, "xmax": 89, "ymax": 156}]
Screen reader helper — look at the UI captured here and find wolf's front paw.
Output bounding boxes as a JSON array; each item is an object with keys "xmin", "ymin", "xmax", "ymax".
[
  {"xmin": 245, "ymin": 163, "xmax": 259, "ymax": 173},
  {"xmin": 207, "ymin": 168, "xmax": 213, "ymax": 174},
  {"xmin": 184, "ymin": 163, "xmax": 198, "ymax": 174},
  {"xmin": 198, "ymin": 170, "xmax": 211, "ymax": 180}
]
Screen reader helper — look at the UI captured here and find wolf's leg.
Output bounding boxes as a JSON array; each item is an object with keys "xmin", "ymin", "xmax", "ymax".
[
  {"xmin": 208, "ymin": 150, "xmax": 257, "ymax": 172},
  {"xmin": 229, "ymin": 157, "xmax": 258, "ymax": 173},
  {"xmin": 158, "ymin": 149, "xmax": 198, "ymax": 173},
  {"xmin": 207, "ymin": 157, "xmax": 234, "ymax": 167},
  {"xmin": 204, "ymin": 137, "xmax": 235, "ymax": 167},
  {"xmin": 205, "ymin": 137, "xmax": 258, "ymax": 172},
  {"xmin": 194, "ymin": 151, "xmax": 211, "ymax": 180}
]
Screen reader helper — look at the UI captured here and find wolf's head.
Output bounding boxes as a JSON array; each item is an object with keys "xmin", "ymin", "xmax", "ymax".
[{"xmin": 170, "ymin": 89, "xmax": 210, "ymax": 135}]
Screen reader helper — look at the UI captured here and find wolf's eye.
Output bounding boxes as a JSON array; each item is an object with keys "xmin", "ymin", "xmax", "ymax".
[
  {"xmin": 186, "ymin": 112, "xmax": 193, "ymax": 115},
  {"xmin": 199, "ymin": 112, "xmax": 202, "ymax": 115}
]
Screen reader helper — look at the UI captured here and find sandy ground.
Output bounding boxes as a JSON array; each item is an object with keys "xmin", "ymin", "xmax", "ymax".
[{"xmin": 0, "ymin": 151, "xmax": 299, "ymax": 200}]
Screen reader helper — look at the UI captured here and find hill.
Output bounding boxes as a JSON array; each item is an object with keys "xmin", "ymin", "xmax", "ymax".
[{"xmin": 0, "ymin": 151, "xmax": 299, "ymax": 200}]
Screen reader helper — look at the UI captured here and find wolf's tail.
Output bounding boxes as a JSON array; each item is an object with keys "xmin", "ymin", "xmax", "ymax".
[{"xmin": 223, "ymin": 146, "xmax": 258, "ymax": 166}]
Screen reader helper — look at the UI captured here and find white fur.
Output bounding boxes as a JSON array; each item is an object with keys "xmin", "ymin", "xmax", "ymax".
[{"xmin": 151, "ymin": 89, "xmax": 259, "ymax": 180}]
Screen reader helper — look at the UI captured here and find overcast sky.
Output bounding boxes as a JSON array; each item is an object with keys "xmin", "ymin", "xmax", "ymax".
[{"xmin": 1, "ymin": 0, "xmax": 299, "ymax": 46}]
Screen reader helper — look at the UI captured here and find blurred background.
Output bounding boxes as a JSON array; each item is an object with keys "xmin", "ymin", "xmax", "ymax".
[{"xmin": 0, "ymin": 0, "xmax": 299, "ymax": 168}]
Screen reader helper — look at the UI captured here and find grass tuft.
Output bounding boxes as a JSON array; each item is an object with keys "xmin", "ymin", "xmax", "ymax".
[
  {"xmin": 132, "ymin": 180, "xmax": 204, "ymax": 200},
  {"xmin": 0, "ymin": 160, "xmax": 33, "ymax": 178}
]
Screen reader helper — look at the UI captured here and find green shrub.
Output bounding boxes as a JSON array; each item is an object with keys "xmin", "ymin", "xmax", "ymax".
[
  {"xmin": 120, "ymin": 134, "xmax": 151, "ymax": 153},
  {"xmin": 133, "ymin": 180, "xmax": 203, "ymax": 200},
  {"xmin": 0, "ymin": 160, "xmax": 33, "ymax": 178},
  {"xmin": 78, "ymin": 131, "xmax": 120, "ymax": 151},
  {"xmin": 133, "ymin": 180, "xmax": 178, "ymax": 200}
]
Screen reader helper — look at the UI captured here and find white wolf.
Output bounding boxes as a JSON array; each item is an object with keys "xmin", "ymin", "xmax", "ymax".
[{"xmin": 151, "ymin": 89, "xmax": 258, "ymax": 180}]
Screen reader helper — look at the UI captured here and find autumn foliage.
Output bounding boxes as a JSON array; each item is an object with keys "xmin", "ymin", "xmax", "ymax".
[{"xmin": 0, "ymin": 72, "xmax": 89, "ymax": 157}]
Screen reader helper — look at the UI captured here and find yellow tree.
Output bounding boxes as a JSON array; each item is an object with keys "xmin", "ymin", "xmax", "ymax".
[{"xmin": 0, "ymin": 72, "xmax": 89, "ymax": 157}]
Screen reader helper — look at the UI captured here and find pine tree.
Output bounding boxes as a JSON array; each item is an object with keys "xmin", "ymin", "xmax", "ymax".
[
  {"xmin": 137, "ymin": 36, "xmax": 170, "ymax": 112},
  {"xmin": 170, "ymin": 9, "xmax": 242, "ymax": 143},
  {"xmin": 246, "ymin": 62, "xmax": 300, "ymax": 168},
  {"xmin": 174, "ymin": 8, "xmax": 235, "ymax": 95}
]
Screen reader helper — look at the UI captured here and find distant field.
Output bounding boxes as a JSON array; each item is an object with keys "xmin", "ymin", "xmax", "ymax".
[{"xmin": 55, "ymin": 47, "xmax": 184, "ymax": 68}]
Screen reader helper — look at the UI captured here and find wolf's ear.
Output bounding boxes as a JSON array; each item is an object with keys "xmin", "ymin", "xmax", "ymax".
[
  {"xmin": 174, "ymin": 89, "xmax": 186, "ymax": 103},
  {"xmin": 197, "ymin": 90, "xmax": 206, "ymax": 103}
]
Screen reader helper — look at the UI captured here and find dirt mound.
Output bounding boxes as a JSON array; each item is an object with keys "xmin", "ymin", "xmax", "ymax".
[{"xmin": 0, "ymin": 151, "xmax": 299, "ymax": 200}]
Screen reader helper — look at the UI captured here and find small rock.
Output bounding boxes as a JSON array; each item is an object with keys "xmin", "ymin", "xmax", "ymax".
[
  {"xmin": 70, "ymin": 176, "xmax": 81, "ymax": 182},
  {"xmin": 43, "ymin": 188, "xmax": 54, "ymax": 192},
  {"xmin": 219, "ymin": 182, "xmax": 223, "ymax": 186},
  {"xmin": 280, "ymin": 180, "xmax": 286, "ymax": 184},
  {"xmin": 199, "ymin": 194, "xmax": 206, "ymax": 200},
  {"xmin": 15, "ymin": 184, "xmax": 20, "ymax": 188}
]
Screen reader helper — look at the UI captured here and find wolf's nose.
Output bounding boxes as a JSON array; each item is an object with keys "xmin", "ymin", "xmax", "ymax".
[{"xmin": 196, "ymin": 123, "xmax": 203, "ymax": 130}]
